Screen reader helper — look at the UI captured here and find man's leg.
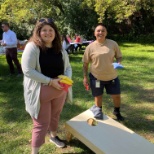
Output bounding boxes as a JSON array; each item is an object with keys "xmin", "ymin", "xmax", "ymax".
[
  {"xmin": 89, "ymin": 73, "xmax": 104, "ymax": 119},
  {"xmin": 90, "ymin": 95, "xmax": 103, "ymax": 119},
  {"xmin": 111, "ymin": 94, "xmax": 124, "ymax": 121},
  {"xmin": 106, "ymin": 78, "xmax": 124, "ymax": 121},
  {"xmin": 111, "ymin": 94, "xmax": 121, "ymax": 107},
  {"xmin": 94, "ymin": 95, "xmax": 103, "ymax": 107},
  {"xmin": 5, "ymin": 49, "xmax": 15, "ymax": 74},
  {"xmin": 10, "ymin": 48, "xmax": 22, "ymax": 74}
]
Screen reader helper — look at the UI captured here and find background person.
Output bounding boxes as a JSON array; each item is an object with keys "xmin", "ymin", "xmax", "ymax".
[
  {"xmin": 66, "ymin": 34, "xmax": 72, "ymax": 43},
  {"xmin": 62, "ymin": 35, "xmax": 71, "ymax": 51},
  {"xmin": 1, "ymin": 22, "xmax": 22, "ymax": 76},
  {"xmin": 74, "ymin": 34, "xmax": 82, "ymax": 51},
  {"xmin": 82, "ymin": 23, "xmax": 124, "ymax": 121},
  {"xmin": 21, "ymin": 18, "xmax": 72, "ymax": 154}
]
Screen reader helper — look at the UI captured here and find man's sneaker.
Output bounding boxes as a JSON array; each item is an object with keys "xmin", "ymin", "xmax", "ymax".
[
  {"xmin": 49, "ymin": 136, "xmax": 65, "ymax": 148},
  {"xmin": 113, "ymin": 111, "xmax": 124, "ymax": 121},
  {"xmin": 90, "ymin": 105, "xmax": 103, "ymax": 120}
]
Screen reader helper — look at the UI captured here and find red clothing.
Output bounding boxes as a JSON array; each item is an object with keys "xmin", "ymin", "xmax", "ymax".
[
  {"xmin": 75, "ymin": 36, "xmax": 81, "ymax": 43},
  {"xmin": 66, "ymin": 37, "xmax": 72, "ymax": 43}
]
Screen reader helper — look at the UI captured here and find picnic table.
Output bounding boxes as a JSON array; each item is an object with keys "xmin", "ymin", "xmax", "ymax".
[
  {"xmin": 0, "ymin": 39, "xmax": 27, "ymax": 55},
  {"xmin": 0, "ymin": 46, "xmax": 5, "ymax": 54},
  {"xmin": 67, "ymin": 40, "xmax": 93, "ymax": 54}
]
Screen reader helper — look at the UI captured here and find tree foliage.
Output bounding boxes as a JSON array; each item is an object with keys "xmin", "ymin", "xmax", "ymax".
[
  {"xmin": 0, "ymin": 0, "xmax": 65, "ymax": 39},
  {"xmin": 0, "ymin": 0, "xmax": 153, "ymax": 40},
  {"xmin": 63, "ymin": 0, "xmax": 98, "ymax": 39},
  {"xmin": 83, "ymin": 0, "xmax": 154, "ymax": 36},
  {"xmin": 86, "ymin": 0, "xmax": 154, "ymax": 23}
]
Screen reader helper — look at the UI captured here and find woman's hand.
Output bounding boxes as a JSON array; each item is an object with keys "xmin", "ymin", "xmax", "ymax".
[{"xmin": 49, "ymin": 79, "xmax": 63, "ymax": 90}]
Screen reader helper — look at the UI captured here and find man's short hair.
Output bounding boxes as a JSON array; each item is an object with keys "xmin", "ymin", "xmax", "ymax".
[{"xmin": 2, "ymin": 22, "xmax": 10, "ymax": 27}]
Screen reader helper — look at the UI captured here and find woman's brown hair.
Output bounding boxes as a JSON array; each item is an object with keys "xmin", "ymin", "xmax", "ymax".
[
  {"xmin": 29, "ymin": 18, "xmax": 62, "ymax": 53},
  {"xmin": 62, "ymin": 35, "xmax": 69, "ymax": 44}
]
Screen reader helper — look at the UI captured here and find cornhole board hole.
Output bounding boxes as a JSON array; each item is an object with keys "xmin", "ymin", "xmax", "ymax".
[{"xmin": 65, "ymin": 109, "xmax": 154, "ymax": 154}]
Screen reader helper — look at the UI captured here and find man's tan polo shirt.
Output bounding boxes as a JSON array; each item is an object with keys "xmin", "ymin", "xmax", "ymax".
[{"xmin": 82, "ymin": 39, "xmax": 122, "ymax": 81}]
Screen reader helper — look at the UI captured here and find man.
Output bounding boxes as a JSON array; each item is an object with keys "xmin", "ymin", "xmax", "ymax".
[
  {"xmin": 83, "ymin": 23, "xmax": 124, "ymax": 121},
  {"xmin": 1, "ymin": 22, "xmax": 22, "ymax": 76}
]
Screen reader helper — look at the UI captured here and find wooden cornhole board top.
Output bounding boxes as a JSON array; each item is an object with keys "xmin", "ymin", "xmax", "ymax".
[{"xmin": 65, "ymin": 109, "xmax": 154, "ymax": 154}]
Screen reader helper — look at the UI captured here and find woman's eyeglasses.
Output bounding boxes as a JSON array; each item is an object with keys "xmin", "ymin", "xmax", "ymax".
[{"xmin": 39, "ymin": 18, "xmax": 54, "ymax": 23}]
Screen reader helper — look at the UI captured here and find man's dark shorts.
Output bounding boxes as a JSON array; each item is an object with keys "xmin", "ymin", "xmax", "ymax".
[{"xmin": 89, "ymin": 73, "xmax": 121, "ymax": 97}]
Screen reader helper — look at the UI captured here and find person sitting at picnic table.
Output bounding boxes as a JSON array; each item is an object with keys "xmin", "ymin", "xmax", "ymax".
[
  {"xmin": 66, "ymin": 34, "xmax": 72, "ymax": 43},
  {"xmin": 74, "ymin": 34, "xmax": 82, "ymax": 51},
  {"xmin": 74, "ymin": 34, "xmax": 81, "ymax": 43},
  {"xmin": 82, "ymin": 23, "xmax": 124, "ymax": 121}
]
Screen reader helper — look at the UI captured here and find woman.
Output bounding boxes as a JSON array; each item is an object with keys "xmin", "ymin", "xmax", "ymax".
[
  {"xmin": 21, "ymin": 18, "xmax": 72, "ymax": 154},
  {"xmin": 62, "ymin": 35, "xmax": 71, "ymax": 51},
  {"xmin": 82, "ymin": 23, "xmax": 124, "ymax": 121}
]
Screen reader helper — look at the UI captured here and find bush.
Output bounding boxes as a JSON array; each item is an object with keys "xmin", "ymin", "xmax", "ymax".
[{"xmin": 109, "ymin": 33, "xmax": 154, "ymax": 44}]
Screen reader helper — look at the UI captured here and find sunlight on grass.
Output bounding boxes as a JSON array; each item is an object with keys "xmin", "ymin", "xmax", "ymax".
[{"xmin": 0, "ymin": 43, "xmax": 154, "ymax": 153}]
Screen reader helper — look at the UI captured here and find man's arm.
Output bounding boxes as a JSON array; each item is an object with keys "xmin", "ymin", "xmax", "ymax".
[
  {"xmin": 116, "ymin": 57, "xmax": 122, "ymax": 64},
  {"xmin": 1, "ymin": 33, "xmax": 5, "ymax": 46},
  {"xmin": 83, "ymin": 62, "xmax": 89, "ymax": 86},
  {"xmin": 83, "ymin": 62, "xmax": 89, "ymax": 77}
]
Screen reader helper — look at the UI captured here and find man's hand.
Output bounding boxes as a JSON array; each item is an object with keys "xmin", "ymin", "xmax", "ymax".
[
  {"xmin": 83, "ymin": 76, "xmax": 89, "ymax": 87},
  {"xmin": 1, "ymin": 43, "xmax": 6, "ymax": 46},
  {"xmin": 116, "ymin": 57, "xmax": 122, "ymax": 64}
]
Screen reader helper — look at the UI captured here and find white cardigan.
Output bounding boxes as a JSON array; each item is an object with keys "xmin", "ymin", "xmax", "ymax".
[{"xmin": 21, "ymin": 42, "xmax": 72, "ymax": 119}]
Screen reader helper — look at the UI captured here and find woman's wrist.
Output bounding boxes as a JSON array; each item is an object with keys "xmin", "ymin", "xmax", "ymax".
[{"xmin": 48, "ymin": 78, "xmax": 53, "ymax": 86}]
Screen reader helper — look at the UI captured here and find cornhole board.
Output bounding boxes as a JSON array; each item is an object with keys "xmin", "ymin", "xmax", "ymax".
[{"xmin": 65, "ymin": 109, "xmax": 154, "ymax": 154}]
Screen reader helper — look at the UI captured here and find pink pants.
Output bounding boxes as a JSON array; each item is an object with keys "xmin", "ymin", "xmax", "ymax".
[{"xmin": 31, "ymin": 85, "xmax": 67, "ymax": 147}]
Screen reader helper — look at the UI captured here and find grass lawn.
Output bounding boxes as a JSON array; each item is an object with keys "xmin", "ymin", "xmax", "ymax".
[{"xmin": 0, "ymin": 42, "xmax": 154, "ymax": 154}]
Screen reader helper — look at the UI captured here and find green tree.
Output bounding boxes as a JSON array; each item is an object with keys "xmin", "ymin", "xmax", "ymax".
[
  {"xmin": 83, "ymin": 0, "xmax": 154, "ymax": 36},
  {"xmin": 63, "ymin": 0, "xmax": 98, "ymax": 39},
  {"xmin": 0, "ymin": 0, "xmax": 153, "ymax": 40},
  {"xmin": 0, "ymin": 0, "xmax": 65, "ymax": 39}
]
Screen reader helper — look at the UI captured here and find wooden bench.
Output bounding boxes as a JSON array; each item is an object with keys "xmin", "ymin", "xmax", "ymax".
[{"xmin": 65, "ymin": 109, "xmax": 154, "ymax": 154}]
